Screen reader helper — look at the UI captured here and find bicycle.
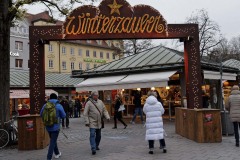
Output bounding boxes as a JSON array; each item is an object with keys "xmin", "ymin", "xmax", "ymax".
[{"xmin": 0, "ymin": 116, "xmax": 18, "ymax": 149}]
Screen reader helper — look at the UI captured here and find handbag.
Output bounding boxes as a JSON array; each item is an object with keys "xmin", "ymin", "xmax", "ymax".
[
  {"xmin": 118, "ymin": 104, "xmax": 125, "ymax": 112},
  {"xmin": 89, "ymin": 99, "xmax": 104, "ymax": 129}
]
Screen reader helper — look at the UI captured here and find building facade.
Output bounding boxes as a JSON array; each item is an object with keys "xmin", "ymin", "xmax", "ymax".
[
  {"xmin": 10, "ymin": 19, "xmax": 30, "ymax": 71},
  {"xmin": 45, "ymin": 40, "xmax": 121, "ymax": 73},
  {"xmin": 10, "ymin": 11, "xmax": 123, "ymax": 73}
]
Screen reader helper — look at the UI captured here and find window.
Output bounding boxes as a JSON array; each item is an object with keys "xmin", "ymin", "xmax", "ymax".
[
  {"xmin": 62, "ymin": 46, "xmax": 66, "ymax": 54},
  {"xmin": 70, "ymin": 48, "xmax": 74, "ymax": 55},
  {"xmin": 86, "ymin": 50, "xmax": 90, "ymax": 57},
  {"xmin": 49, "ymin": 60, "xmax": 53, "ymax": 68},
  {"xmin": 97, "ymin": 40, "xmax": 102, "ymax": 45},
  {"xmin": 94, "ymin": 64, "xmax": 97, "ymax": 68},
  {"xmin": 15, "ymin": 41, "xmax": 23, "ymax": 51},
  {"xmin": 78, "ymin": 49, "xmax": 82, "ymax": 56},
  {"xmin": 113, "ymin": 53, "xmax": 116, "ymax": 60},
  {"xmin": 15, "ymin": 59, "xmax": 23, "ymax": 68},
  {"xmin": 22, "ymin": 27, "xmax": 27, "ymax": 33},
  {"xmin": 100, "ymin": 52, "xmax": 103, "ymax": 59},
  {"xmin": 71, "ymin": 62, "xmax": 75, "ymax": 70},
  {"xmin": 106, "ymin": 40, "xmax": 112, "ymax": 47},
  {"xmin": 107, "ymin": 53, "xmax": 110, "ymax": 59},
  {"xmin": 86, "ymin": 63, "xmax": 90, "ymax": 70},
  {"xmin": 62, "ymin": 61, "xmax": 66, "ymax": 70},
  {"xmin": 49, "ymin": 44, "xmax": 53, "ymax": 52},
  {"xmin": 93, "ymin": 51, "xmax": 97, "ymax": 58},
  {"xmin": 87, "ymin": 40, "xmax": 91, "ymax": 43},
  {"xmin": 79, "ymin": 63, "xmax": 82, "ymax": 70}
]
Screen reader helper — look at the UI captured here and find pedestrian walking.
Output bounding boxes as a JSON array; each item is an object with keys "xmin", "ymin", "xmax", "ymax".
[
  {"xmin": 40, "ymin": 93, "xmax": 66, "ymax": 160},
  {"xmin": 75, "ymin": 98, "xmax": 82, "ymax": 118},
  {"xmin": 226, "ymin": 85, "xmax": 240, "ymax": 147},
  {"xmin": 69, "ymin": 97, "xmax": 75, "ymax": 118},
  {"xmin": 60, "ymin": 97, "xmax": 70, "ymax": 128},
  {"xmin": 83, "ymin": 91, "xmax": 110, "ymax": 155},
  {"xmin": 112, "ymin": 94, "xmax": 127, "ymax": 129},
  {"xmin": 143, "ymin": 91, "xmax": 167, "ymax": 154},
  {"xmin": 130, "ymin": 90, "xmax": 144, "ymax": 124}
]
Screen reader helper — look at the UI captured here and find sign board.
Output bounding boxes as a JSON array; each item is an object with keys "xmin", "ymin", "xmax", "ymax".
[
  {"xmin": 84, "ymin": 58, "xmax": 106, "ymax": 63},
  {"xmin": 63, "ymin": 0, "xmax": 168, "ymax": 39},
  {"xmin": 10, "ymin": 51, "xmax": 19, "ymax": 57}
]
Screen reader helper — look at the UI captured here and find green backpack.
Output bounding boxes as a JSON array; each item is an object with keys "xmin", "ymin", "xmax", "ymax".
[{"xmin": 42, "ymin": 102, "xmax": 58, "ymax": 126}]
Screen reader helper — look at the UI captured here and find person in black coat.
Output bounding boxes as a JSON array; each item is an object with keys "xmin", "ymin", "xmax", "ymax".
[
  {"xmin": 113, "ymin": 94, "xmax": 127, "ymax": 129},
  {"xmin": 60, "ymin": 97, "xmax": 70, "ymax": 128}
]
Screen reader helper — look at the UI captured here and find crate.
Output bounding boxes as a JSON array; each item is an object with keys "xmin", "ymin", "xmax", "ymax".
[
  {"xmin": 175, "ymin": 108, "xmax": 222, "ymax": 143},
  {"xmin": 18, "ymin": 114, "xmax": 49, "ymax": 150}
]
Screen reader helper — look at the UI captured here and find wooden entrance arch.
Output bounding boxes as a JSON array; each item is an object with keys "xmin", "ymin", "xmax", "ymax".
[{"xmin": 29, "ymin": 0, "xmax": 202, "ymax": 114}]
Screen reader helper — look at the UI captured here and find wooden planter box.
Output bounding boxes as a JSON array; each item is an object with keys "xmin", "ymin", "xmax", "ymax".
[
  {"xmin": 18, "ymin": 114, "xmax": 49, "ymax": 150},
  {"xmin": 175, "ymin": 108, "xmax": 222, "ymax": 143}
]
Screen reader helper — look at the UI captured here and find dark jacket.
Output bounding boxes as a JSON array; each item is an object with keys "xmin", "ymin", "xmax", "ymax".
[
  {"xmin": 60, "ymin": 100, "xmax": 70, "ymax": 113},
  {"xmin": 134, "ymin": 92, "xmax": 142, "ymax": 108},
  {"xmin": 114, "ymin": 99, "xmax": 122, "ymax": 112},
  {"xmin": 75, "ymin": 99, "xmax": 82, "ymax": 110},
  {"xmin": 202, "ymin": 95, "xmax": 209, "ymax": 108}
]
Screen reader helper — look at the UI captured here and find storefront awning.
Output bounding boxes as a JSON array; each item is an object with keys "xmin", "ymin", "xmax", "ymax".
[
  {"xmin": 76, "ymin": 75, "xmax": 127, "ymax": 91},
  {"xmin": 118, "ymin": 71, "xmax": 176, "ymax": 89},
  {"xmin": 10, "ymin": 90, "xmax": 29, "ymax": 99},
  {"xmin": 204, "ymin": 70, "xmax": 237, "ymax": 80},
  {"xmin": 10, "ymin": 89, "xmax": 58, "ymax": 99},
  {"xmin": 76, "ymin": 71, "xmax": 176, "ymax": 91}
]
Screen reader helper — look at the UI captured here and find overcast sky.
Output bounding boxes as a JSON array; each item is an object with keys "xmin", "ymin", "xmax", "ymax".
[{"xmin": 25, "ymin": 0, "xmax": 240, "ymax": 40}]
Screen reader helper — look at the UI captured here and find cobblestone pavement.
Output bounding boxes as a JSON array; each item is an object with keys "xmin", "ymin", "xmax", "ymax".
[{"xmin": 0, "ymin": 117, "xmax": 240, "ymax": 160}]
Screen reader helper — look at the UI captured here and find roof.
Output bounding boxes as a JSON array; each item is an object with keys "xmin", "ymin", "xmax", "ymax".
[
  {"xmin": 223, "ymin": 59, "xmax": 240, "ymax": 70},
  {"xmin": 25, "ymin": 11, "xmax": 63, "ymax": 25},
  {"xmin": 72, "ymin": 46, "xmax": 238, "ymax": 78},
  {"xmin": 10, "ymin": 70, "xmax": 83, "ymax": 88},
  {"xmin": 64, "ymin": 40, "xmax": 121, "ymax": 51}
]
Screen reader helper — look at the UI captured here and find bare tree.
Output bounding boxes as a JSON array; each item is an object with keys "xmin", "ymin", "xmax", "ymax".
[
  {"xmin": 229, "ymin": 35, "xmax": 240, "ymax": 58},
  {"xmin": 209, "ymin": 38, "xmax": 231, "ymax": 63},
  {"xmin": 0, "ymin": 0, "xmax": 97, "ymax": 124},
  {"xmin": 124, "ymin": 39, "xmax": 154, "ymax": 56}
]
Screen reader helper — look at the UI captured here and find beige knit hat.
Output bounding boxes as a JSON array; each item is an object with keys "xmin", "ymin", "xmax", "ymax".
[{"xmin": 232, "ymin": 85, "xmax": 239, "ymax": 91}]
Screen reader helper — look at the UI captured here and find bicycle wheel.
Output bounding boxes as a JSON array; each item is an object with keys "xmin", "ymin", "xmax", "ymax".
[{"xmin": 0, "ymin": 129, "xmax": 9, "ymax": 149}]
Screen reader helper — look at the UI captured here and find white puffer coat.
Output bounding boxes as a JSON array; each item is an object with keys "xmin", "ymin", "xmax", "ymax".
[{"xmin": 143, "ymin": 96, "xmax": 165, "ymax": 141}]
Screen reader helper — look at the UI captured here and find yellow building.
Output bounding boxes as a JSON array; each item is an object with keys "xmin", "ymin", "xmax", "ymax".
[
  {"xmin": 44, "ymin": 40, "xmax": 122, "ymax": 73},
  {"xmin": 28, "ymin": 11, "xmax": 123, "ymax": 73}
]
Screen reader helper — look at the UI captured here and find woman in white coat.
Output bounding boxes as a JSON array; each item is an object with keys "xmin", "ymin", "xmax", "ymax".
[{"xmin": 143, "ymin": 91, "xmax": 166, "ymax": 154}]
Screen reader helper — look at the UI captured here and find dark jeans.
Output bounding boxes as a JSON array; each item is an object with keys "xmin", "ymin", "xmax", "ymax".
[
  {"xmin": 62, "ymin": 112, "xmax": 69, "ymax": 127},
  {"xmin": 148, "ymin": 139, "xmax": 166, "ymax": 149},
  {"xmin": 114, "ymin": 111, "xmax": 127, "ymax": 128},
  {"xmin": 47, "ymin": 131, "xmax": 60, "ymax": 160},
  {"xmin": 233, "ymin": 122, "xmax": 240, "ymax": 144},
  {"xmin": 77, "ymin": 108, "xmax": 81, "ymax": 117},
  {"xmin": 69, "ymin": 109, "xmax": 73, "ymax": 118},
  {"xmin": 132, "ymin": 108, "xmax": 144, "ymax": 122},
  {"xmin": 89, "ymin": 128, "xmax": 101, "ymax": 151}
]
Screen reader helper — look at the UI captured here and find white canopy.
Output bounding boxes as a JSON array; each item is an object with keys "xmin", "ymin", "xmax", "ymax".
[
  {"xmin": 10, "ymin": 89, "xmax": 58, "ymax": 99},
  {"xmin": 204, "ymin": 70, "xmax": 237, "ymax": 80},
  {"xmin": 76, "ymin": 71, "xmax": 176, "ymax": 91}
]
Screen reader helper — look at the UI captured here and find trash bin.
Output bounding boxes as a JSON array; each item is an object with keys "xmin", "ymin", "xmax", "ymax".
[{"xmin": 221, "ymin": 111, "xmax": 234, "ymax": 135}]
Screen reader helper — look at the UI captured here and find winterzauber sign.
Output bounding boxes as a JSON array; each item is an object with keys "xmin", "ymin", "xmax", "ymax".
[{"xmin": 63, "ymin": 0, "xmax": 168, "ymax": 39}]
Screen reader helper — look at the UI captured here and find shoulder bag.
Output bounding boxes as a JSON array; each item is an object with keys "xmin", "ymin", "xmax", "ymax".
[{"xmin": 89, "ymin": 99, "xmax": 104, "ymax": 129}]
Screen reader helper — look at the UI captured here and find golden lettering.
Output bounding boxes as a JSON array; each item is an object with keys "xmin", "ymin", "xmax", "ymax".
[{"xmin": 64, "ymin": 13, "xmax": 166, "ymax": 35}]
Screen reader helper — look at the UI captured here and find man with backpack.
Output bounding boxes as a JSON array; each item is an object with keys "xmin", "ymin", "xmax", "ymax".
[{"xmin": 40, "ymin": 93, "xmax": 66, "ymax": 160}]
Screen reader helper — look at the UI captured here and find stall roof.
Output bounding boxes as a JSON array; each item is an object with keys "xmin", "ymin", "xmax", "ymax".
[
  {"xmin": 223, "ymin": 59, "xmax": 240, "ymax": 70},
  {"xmin": 76, "ymin": 71, "xmax": 176, "ymax": 91},
  {"xmin": 72, "ymin": 46, "xmax": 238, "ymax": 78},
  {"xmin": 10, "ymin": 71, "xmax": 83, "ymax": 88}
]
